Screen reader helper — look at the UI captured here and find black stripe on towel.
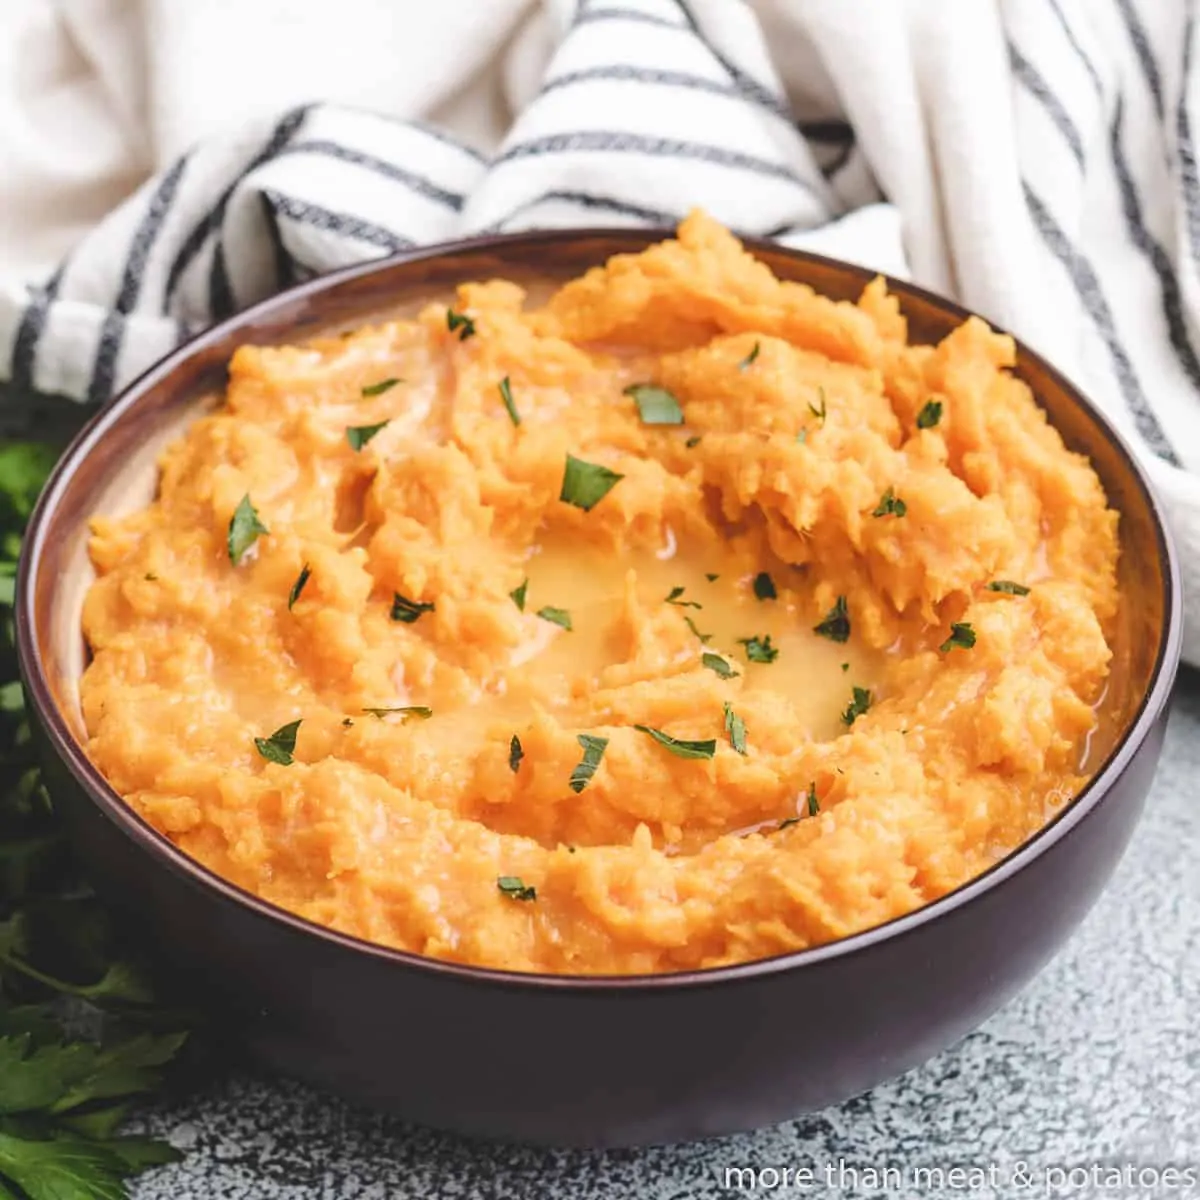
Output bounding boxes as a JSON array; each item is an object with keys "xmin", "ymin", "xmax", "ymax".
[
  {"xmin": 264, "ymin": 192, "xmax": 416, "ymax": 253},
  {"xmin": 8, "ymin": 265, "xmax": 64, "ymax": 397},
  {"xmin": 1008, "ymin": 41, "xmax": 1086, "ymax": 167},
  {"xmin": 490, "ymin": 189, "xmax": 680, "ymax": 232},
  {"xmin": 1022, "ymin": 181, "xmax": 1180, "ymax": 464},
  {"xmin": 278, "ymin": 141, "xmax": 467, "ymax": 211},
  {"xmin": 164, "ymin": 104, "xmax": 311, "ymax": 305},
  {"xmin": 1048, "ymin": 0, "xmax": 1105, "ymax": 96},
  {"xmin": 574, "ymin": 7, "xmax": 685, "ymax": 33},
  {"xmin": 1174, "ymin": 4, "xmax": 1200, "ymax": 273},
  {"xmin": 1114, "ymin": 0, "xmax": 1165, "ymax": 120},
  {"xmin": 86, "ymin": 155, "xmax": 190, "ymax": 406}
]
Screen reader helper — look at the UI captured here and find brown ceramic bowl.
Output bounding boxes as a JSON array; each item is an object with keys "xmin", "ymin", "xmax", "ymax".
[{"xmin": 15, "ymin": 231, "xmax": 1182, "ymax": 1147}]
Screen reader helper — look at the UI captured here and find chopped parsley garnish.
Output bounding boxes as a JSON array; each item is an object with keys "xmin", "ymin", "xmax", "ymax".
[
  {"xmin": 916, "ymin": 399, "xmax": 943, "ymax": 429},
  {"xmin": 254, "ymin": 718, "xmax": 301, "ymax": 765},
  {"xmin": 702, "ymin": 652, "xmax": 738, "ymax": 679},
  {"xmin": 665, "ymin": 585, "xmax": 702, "ymax": 609},
  {"xmin": 739, "ymin": 341, "xmax": 761, "ymax": 369},
  {"xmin": 391, "ymin": 592, "xmax": 435, "ymax": 623},
  {"xmin": 685, "ymin": 435, "xmax": 702, "ymax": 448},
  {"xmin": 362, "ymin": 705, "xmax": 433, "ymax": 720},
  {"xmin": 807, "ymin": 781, "xmax": 820, "ymax": 816},
  {"xmin": 537, "ymin": 605, "xmax": 572, "ymax": 631},
  {"xmin": 813, "ymin": 595, "xmax": 850, "ymax": 643},
  {"xmin": 510, "ymin": 578, "xmax": 528, "ymax": 611},
  {"xmin": 569, "ymin": 734, "xmax": 609, "ymax": 792},
  {"xmin": 625, "ymin": 383, "xmax": 684, "ymax": 425},
  {"xmin": 705, "ymin": 573, "xmax": 719, "ymax": 582},
  {"xmin": 144, "ymin": 571, "xmax": 158, "ymax": 581},
  {"xmin": 808, "ymin": 387, "xmax": 827, "ymax": 424},
  {"xmin": 447, "ymin": 308, "xmax": 476, "ymax": 340},
  {"xmin": 778, "ymin": 817, "xmax": 799, "ymax": 830},
  {"xmin": 872, "ymin": 487, "xmax": 907, "ymax": 518},
  {"xmin": 841, "ymin": 661, "xmax": 850, "ymax": 672},
  {"xmin": 499, "ymin": 376, "xmax": 521, "ymax": 426},
  {"xmin": 723, "ymin": 702, "xmax": 747, "ymax": 754},
  {"xmin": 940, "ymin": 622, "xmax": 977, "ymax": 652},
  {"xmin": 752, "ymin": 571, "xmax": 776, "ymax": 600},
  {"xmin": 288, "ymin": 563, "xmax": 311, "ymax": 610},
  {"xmin": 497, "ymin": 875, "xmax": 536, "ymax": 901},
  {"xmin": 509, "ymin": 734, "xmax": 524, "ymax": 773},
  {"xmin": 346, "ymin": 420, "xmax": 389, "ymax": 451},
  {"xmin": 227, "ymin": 494, "xmax": 268, "ymax": 564},
  {"xmin": 684, "ymin": 615, "xmax": 712, "ymax": 643},
  {"xmin": 361, "ymin": 377, "xmax": 400, "ymax": 397},
  {"xmin": 841, "ymin": 685, "xmax": 872, "ymax": 726},
  {"xmin": 987, "ymin": 580, "xmax": 1031, "ymax": 596},
  {"xmin": 635, "ymin": 725, "xmax": 717, "ymax": 760},
  {"xmin": 738, "ymin": 634, "xmax": 779, "ymax": 664},
  {"xmin": 559, "ymin": 454, "xmax": 624, "ymax": 511}
]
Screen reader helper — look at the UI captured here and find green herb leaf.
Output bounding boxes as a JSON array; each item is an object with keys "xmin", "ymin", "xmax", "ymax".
[
  {"xmin": 940, "ymin": 622, "xmax": 977, "ymax": 652},
  {"xmin": 625, "ymin": 384, "xmax": 683, "ymax": 426},
  {"xmin": 287, "ymin": 563, "xmax": 311, "ymax": 610},
  {"xmin": 254, "ymin": 719, "xmax": 301, "ymax": 766},
  {"xmin": 665, "ymin": 586, "xmax": 701, "ymax": 610},
  {"xmin": 723, "ymin": 703, "xmax": 747, "ymax": 755},
  {"xmin": 872, "ymin": 487, "xmax": 907, "ymax": 518},
  {"xmin": 739, "ymin": 342, "xmax": 761, "ymax": 370},
  {"xmin": 536, "ymin": 606, "xmax": 572, "ymax": 631},
  {"xmin": 510, "ymin": 578, "xmax": 528, "ymax": 611},
  {"xmin": 361, "ymin": 377, "xmax": 400, "ymax": 397},
  {"xmin": 841, "ymin": 685, "xmax": 872, "ymax": 726},
  {"xmin": 841, "ymin": 661, "xmax": 850, "ymax": 672},
  {"xmin": 685, "ymin": 435, "xmax": 702, "ymax": 448},
  {"xmin": 509, "ymin": 735, "xmax": 524, "ymax": 773},
  {"xmin": 705, "ymin": 573, "xmax": 719, "ymax": 582},
  {"xmin": 497, "ymin": 876, "xmax": 536, "ymax": 901},
  {"xmin": 362, "ymin": 706, "xmax": 432, "ymax": 720},
  {"xmin": 701, "ymin": 653, "xmax": 738, "ymax": 680},
  {"xmin": 569, "ymin": 734, "xmax": 609, "ymax": 793},
  {"xmin": 0, "ymin": 1129, "xmax": 131, "ymax": 1200},
  {"xmin": 807, "ymin": 781, "xmax": 820, "ymax": 816},
  {"xmin": 634, "ymin": 725, "xmax": 716, "ymax": 760},
  {"xmin": 227, "ymin": 495, "xmax": 268, "ymax": 565},
  {"xmin": 808, "ymin": 387, "xmax": 827, "ymax": 424},
  {"xmin": 683, "ymin": 615, "xmax": 712, "ymax": 643},
  {"xmin": 447, "ymin": 308, "xmax": 476, "ymax": 340},
  {"xmin": 559, "ymin": 454, "xmax": 624, "ymax": 511},
  {"xmin": 778, "ymin": 817, "xmax": 799, "ymax": 831},
  {"xmin": 752, "ymin": 571, "xmax": 776, "ymax": 600},
  {"xmin": 916, "ymin": 399, "xmax": 943, "ymax": 429},
  {"xmin": 987, "ymin": 580, "xmax": 1030, "ymax": 596},
  {"xmin": 737, "ymin": 635, "xmax": 778, "ymax": 664},
  {"xmin": 499, "ymin": 377, "xmax": 521, "ymax": 427},
  {"xmin": 346, "ymin": 421, "xmax": 389, "ymax": 451},
  {"xmin": 391, "ymin": 593, "xmax": 435, "ymax": 623},
  {"xmin": 813, "ymin": 595, "xmax": 850, "ymax": 643}
]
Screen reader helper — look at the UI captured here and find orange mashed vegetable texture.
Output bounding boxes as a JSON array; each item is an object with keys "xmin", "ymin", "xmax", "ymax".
[{"xmin": 81, "ymin": 213, "xmax": 1120, "ymax": 975}]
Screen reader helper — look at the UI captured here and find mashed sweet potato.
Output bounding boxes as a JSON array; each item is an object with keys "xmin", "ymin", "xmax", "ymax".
[{"xmin": 80, "ymin": 213, "xmax": 1120, "ymax": 974}]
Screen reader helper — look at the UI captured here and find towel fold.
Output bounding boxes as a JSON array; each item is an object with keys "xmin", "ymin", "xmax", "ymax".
[{"xmin": 3, "ymin": 0, "xmax": 1199, "ymax": 661}]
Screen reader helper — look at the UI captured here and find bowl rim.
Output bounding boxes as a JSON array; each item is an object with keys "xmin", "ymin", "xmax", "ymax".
[{"xmin": 15, "ymin": 226, "xmax": 1183, "ymax": 993}]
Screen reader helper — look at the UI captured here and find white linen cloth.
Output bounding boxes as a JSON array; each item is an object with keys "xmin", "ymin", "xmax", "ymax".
[{"xmin": 2, "ymin": 0, "xmax": 1199, "ymax": 662}]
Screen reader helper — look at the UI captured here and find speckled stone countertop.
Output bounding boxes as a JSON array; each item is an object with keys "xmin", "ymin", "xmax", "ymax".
[{"xmin": 126, "ymin": 669, "xmax": 1200, "ymax": 1199}]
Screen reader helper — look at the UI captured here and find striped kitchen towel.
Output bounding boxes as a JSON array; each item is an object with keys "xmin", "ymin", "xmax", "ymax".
[{"xmin": 2, "ymin": 0, "xmax": 1199, "ymax": 662}]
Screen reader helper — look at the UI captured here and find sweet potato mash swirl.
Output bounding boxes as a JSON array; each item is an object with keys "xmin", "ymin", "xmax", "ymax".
[{"xmin": 81, "ymin": 214, "xmax": 1120, "ymax": 974}]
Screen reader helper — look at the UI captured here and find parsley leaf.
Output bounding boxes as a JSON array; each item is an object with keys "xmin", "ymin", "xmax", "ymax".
[
  {"xmin": 738, "ymin": 635, "xmax": 778, "ymax": 664},
  {"xmin": 361, "ymin": 706, "xmax": 433, "ymax": 721},
  {"xmin": 872, "ymin": 487, "xmax": 907, "ymax": 518},
  {"xmin": 987, "ymin": 580, "xmax": 1030, "ymax": 596},
  {"xmin": 569, "ymin": 734, "xmax": 609, "ymax": 793},
  {"xmin": 536, "ymin": 606, "xmax": 572, "ymax": 631},
  {"xmin": 559, "ymin": 454, "xmax": 624, "ymax": 511},
  {"xmin": 254, "ymin": 719, "xmax": 301, "ymax": 765},
  {"xmin": 447, "ymin": 308, "xmax": 476, "ymax": 340},
  {"xmin": 807, "ymin": 781, "xmax": 820, "ymax": 816},
  {"xmin": 665, "ymin": 586, "xmax": 701, "ymax": 609},
  {"xmin": 346, "ymin": 421, "xmax": 389, "ymax": 451},
  {"xmin": 752, "ymin": 571, "xmax": 776, "ymax": 600},
  {"xmin": 634, "ymin": 726, "xmax": 717, "ymax": 760},
  {"xmin": 701, "ymin": 652, "xmax": 738, "ymax": 679},
  {"xmin": 391, "ymin": 593, "xmax": 435, "ymax": 623},
  {"xmin": 739, "ymin": 342, "xmax": 760, "ymax": 370},
  {"xmin": 361, "ymin": 377, "xmax": 400, "ymax": 397},
  {"xmin": 683, "ymin": 615, "xmax": 712, "ymax": 644},
  {"xmin": 510, "ymin": 579, "xmax": 528, "ymax": 611},
  {"xmin": 287, "ymin": 563, "xmax": 311, "ymax": 610},
  {"xmin": 499, "ymin": 377, "xmax": 521, "ymax": 427},
  {"xmin": 509, "ymin": 735, "xmax": 524, "ymax": 773},
  {"xmin": 940, "ymin": 622, "xmax": 977, "ymax": 652},
  {"xmin": 497, "ymin": 876, "xmax": 536, "ymax": 901},
  {"xmin": 916, "ymin": 399, "xmax": 943, "ymax": 429},
  {"xmin": 625, "ymin": 384, "xmax": 683, "ymax": 426},
  {"xmin": 813, "ymin": 596, "xmax": 850, "ymax": 643},
  {"xmin": 808, "ymin": 387, "xmax": 827, "ymax": 424},
  {"xmin": 723, "ymin": 702, "xmax": 747, "ymax": 755},
  {"xmin": 841, "ymin": 685, "xmax": 872, "ymax": 726},
  {"xmin": 685, "ymin": 435, "xmax": 702, "ymax": 448},
  {"xmin": 227, "ymin": 495, "xmax": 268, "ymax": 564}
]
